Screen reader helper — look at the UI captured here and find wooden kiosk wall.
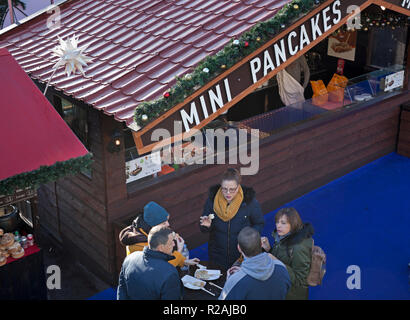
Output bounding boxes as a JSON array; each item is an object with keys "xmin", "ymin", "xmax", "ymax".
[{"xmin": 37, "ymin": 87, "xmax": 126, "ymax": 283}]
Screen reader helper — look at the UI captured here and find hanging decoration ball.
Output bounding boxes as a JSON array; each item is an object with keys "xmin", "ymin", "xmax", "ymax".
[
  {"xmin": 221, "ymin": 64, "xmax": 227, "ymax": 69},
  {"xmin": 293, "ymin": 4, "xmax": 299, "ymax": 10},
  {"xmin": 281, "ymin": 24, "xmax": 286, "ymax": 29},
  {"xmin": 233, "ymin": 39, "xmax": 240, "ymax": 45},
  {"xmin": 203, "ymin": 67, "xmax": 209, "ymax": 73},
  {"xmin": 184, "ymin": 73, "xmax": 192, "ymax": 80},
  {"xmin": 256, "ymin": 36, "xmax": 261, "ymax": 42},
  {"xmin": 364, "ymin": 27, "xmax": 368, "ymax": 31},
  {"xmin": 163, "ymin": 91, "xmax": 170, "ymax": 98},
  {"xmin": 141, "ymin": 114, "xmax": 148, "ymax": 122},
  {"xmin": 244, "ymin": 41, "xmax": 249, "ymax": 47}
]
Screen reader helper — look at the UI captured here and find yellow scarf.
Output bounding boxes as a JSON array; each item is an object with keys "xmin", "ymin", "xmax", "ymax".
[{"xmin": 213, "ymin": 185, "xmax": 244, "ymax": 222}]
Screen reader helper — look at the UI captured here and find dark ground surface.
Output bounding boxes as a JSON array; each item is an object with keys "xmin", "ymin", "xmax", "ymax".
[{"xmin": 37, "ymin": 228, "xmax": 112, "ymax": 300}]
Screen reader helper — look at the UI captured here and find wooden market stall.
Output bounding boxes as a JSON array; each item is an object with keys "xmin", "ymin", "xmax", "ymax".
[
  {"xmin": 0, "ymin": 0, "xmax": 408, "ymax": 285},
  {"xmin": 0, "ymin": 48, "xmax": 91, "ymax": 299}
]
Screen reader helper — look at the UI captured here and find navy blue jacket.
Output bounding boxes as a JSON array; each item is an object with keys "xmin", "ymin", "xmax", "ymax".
[
  {"xmin": 200, "ymin": 185, "xmax": 265, "ymax": 270},
  {"xmin": 117, "ymin": 247, "xmax": 182, "ymax": 300}
]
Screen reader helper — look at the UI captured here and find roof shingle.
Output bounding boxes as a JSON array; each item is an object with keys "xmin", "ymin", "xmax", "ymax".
[{"xmin": 0, "ymin": 0, "xmax": 289, "ymax": 126}]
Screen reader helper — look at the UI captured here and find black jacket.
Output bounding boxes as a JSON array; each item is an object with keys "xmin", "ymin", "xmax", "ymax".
[
  {"xmin": 117, "ymin": 247, "xmax": 183, "ymax": 300},
  {"xmin": 200, "ymin": 185, "xmax": 265, "ymax": 270},
  {"xmin": 118, "ymin": 214, "xmax": 150, "ymax": 246}
]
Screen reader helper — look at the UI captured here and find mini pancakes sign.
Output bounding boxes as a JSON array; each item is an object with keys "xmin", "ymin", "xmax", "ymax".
[
  {"xmin": 249, "ymin": 1, "xmax": 343, "ymax": 85},
  {"xmin": 132, "ymin": 0, "xmax": 379, "ymax": 154}
]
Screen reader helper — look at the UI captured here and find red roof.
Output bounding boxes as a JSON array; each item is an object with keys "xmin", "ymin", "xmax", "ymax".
[
  {"xmin": 0, "ymin": 48, "xmax": 89, "ymax": 181},
  {"xmin": 0, "ymin": 0, "xmax": 290, "ymax": 126}
]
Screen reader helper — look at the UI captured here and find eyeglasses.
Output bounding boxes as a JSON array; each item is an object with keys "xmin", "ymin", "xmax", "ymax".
[{"xmin": 221, "ymin": 186, "xmax": 238, "ymax": 194}]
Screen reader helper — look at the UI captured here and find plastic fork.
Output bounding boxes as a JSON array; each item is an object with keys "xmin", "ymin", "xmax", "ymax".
[{"xmin": 200, "ymin": 287, "xmax": 215, "ymax": 296}]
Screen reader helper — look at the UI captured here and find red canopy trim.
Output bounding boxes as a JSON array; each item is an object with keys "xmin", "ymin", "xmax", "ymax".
[{"xmin": 0, "ymin": 47, "xmax": 92, "ymax": 195}]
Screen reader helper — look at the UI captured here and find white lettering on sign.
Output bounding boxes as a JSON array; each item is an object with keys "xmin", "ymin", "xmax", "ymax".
[
  {"xmin": 209, "ymin": 84, "xmax": 224, "ymax": 113},
  {"xmin": 333, "ymin": 0, "xmax": 342, "ymax": 24},
  {"xmin": 311, "ymin": 13, "xmax": 323, "ymax": 40},
  {"xmin": 288, "ymin": 31, "xmax": 298, "ymax": 55},
  {"xmin": 180, "ymin": 78, "xmax": 232, "ymax": 132},
  {"xmin": 248, "ymin": 0, "xmax": 342, "ymax": 84},
  {"xmin": 263, "ymin": 50, "xmax": 275, "ymax": 75},
  {"xmin": 322, "ymin": 6, "xmax": 332, "ymax": 32},
  {"xmin": 181, "ymin": 102, "xmax": 201, "ymax": 132},
  {"xmin": 402, "ymin": 0, "xmax": 410, "ymax": 9},
  {"xmin": 250, "ymin": 57, "xmax": 261, "ymax": 83},
  {"xmin": 274, "ymin": 39, "xmax": 287, "ymax": 67},
  {"xmin": 177, "ymin": 0, "xmax": 348, "ymax": 134},
  {"xmin": 299, "ymin": 24, "xmax": 311, "ymax": 49}
]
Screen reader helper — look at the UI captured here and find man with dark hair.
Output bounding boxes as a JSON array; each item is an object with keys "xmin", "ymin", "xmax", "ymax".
[
  {"xmin": 119, "ymin": 201, "xmax": 199, "ymax": 268},
  {"xmin": 117, "ymin": 226, "xmax": 183, "ymax": 300},
  {"xmin": 219, "ymin": 227, "xmax": 291, "ymax": 300}
]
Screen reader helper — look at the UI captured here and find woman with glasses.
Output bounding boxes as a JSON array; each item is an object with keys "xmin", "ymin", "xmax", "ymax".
[
  {"xmin": 199, "ymin": 168, "xmax": 265, "ymax": 270},
  {"xmin": 261, "ymin": 207, "xmax": 314, "ymax": 300}
]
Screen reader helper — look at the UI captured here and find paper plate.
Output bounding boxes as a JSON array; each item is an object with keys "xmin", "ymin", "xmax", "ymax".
[
  {"xmin": 181, "ymin": 275, "xmax": 206, "ymax": 290},
  {"xmin": 194, "ymin": 269, "xmax": 221, "ymax": 281}
]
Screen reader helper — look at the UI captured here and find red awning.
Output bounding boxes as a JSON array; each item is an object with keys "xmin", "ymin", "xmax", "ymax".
[{"xmin": 0, "ymin": 48, "xmax": 89, "ymax": 181}]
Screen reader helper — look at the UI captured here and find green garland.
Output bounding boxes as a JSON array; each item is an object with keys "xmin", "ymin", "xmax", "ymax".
[
  {"xmin": 0, "ymin": 153, "xmax": 94, "ymax": 196},
  {"xmin": 134, "ymin": 0, "xmax": 323, "ymax": 127}
]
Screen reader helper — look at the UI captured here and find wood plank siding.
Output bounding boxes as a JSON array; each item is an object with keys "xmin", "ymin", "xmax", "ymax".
[{"xmin": 36, "ymin": 87, "xmax": 122, "ymax": 282}]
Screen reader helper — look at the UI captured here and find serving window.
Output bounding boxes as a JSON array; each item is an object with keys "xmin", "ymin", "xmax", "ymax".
[
  {"xmin": 53, "ymin": 94, "xmax": 91, "ymax": 178},
  {"xmin": 227, "ymin": 5, "xmax": 408, "ymax": 138},
  {"xmin": 124, "ymin": 119, "xmax": 258, "ymax": 190}
]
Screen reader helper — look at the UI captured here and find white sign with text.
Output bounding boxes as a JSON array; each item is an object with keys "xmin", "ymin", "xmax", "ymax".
[{"xmin": 126, "ymin": 151, "xmax": 161, "ymax": 183}]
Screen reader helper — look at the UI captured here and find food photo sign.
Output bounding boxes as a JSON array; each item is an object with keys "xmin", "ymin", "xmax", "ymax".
[
  {"xmin": 327, "ymin": 29, "xmax": 357, "ymax": 61},
  {"xmin": 125, "ymin": 151, "xmax": 161, "ymax": 183},
  {"xmin": 384, "ymin": 70, "xmax": 405, "ymax": 91}
]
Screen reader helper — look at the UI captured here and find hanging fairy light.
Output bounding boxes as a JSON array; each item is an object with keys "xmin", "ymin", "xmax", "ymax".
[{"xmin": 359, "ymin": 10, "xmax": 407, "ymax": 32}]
